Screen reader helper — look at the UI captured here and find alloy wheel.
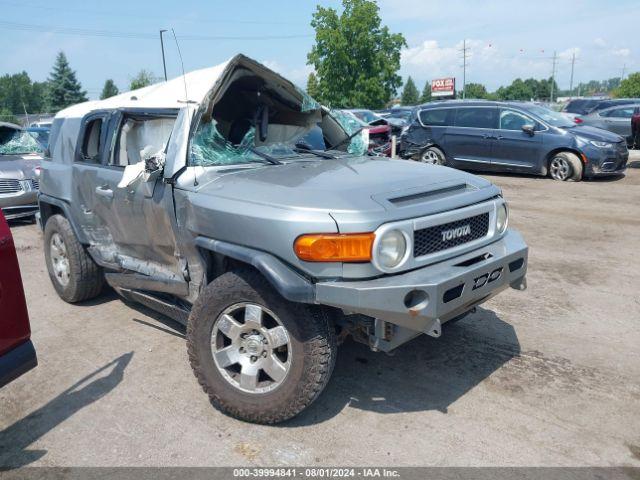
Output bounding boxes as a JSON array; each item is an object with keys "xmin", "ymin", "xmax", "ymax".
[
  {"xmin": 549, "ymin": 156, "xmax": 571, "ymax": 181},
  {"xmin": 211, "ymin": 303, "xmax": 292, "ymax": 394},
  {"xmin": 50, "ymin": 232, "xmax": 70, "ymax": 287},
  {"xmin": 420, "ymin": 149, "xmax": 441, "ymax": 164}
]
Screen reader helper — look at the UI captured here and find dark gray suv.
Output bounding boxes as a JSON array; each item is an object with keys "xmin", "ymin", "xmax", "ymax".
[{"xmin": 401, "ymin": 101, "xmax": 629, "ymax": 181}]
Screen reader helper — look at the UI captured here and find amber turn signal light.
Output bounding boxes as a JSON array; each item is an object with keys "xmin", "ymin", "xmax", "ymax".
[{"xmin": 294, "ymin": 233, "xmax": 375, "ymax": 262}]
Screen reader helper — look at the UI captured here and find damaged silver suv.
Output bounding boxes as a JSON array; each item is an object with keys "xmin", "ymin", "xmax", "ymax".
[{"xmin": 39, "ymin": 55, "xmax": 528, "ymax": 424}]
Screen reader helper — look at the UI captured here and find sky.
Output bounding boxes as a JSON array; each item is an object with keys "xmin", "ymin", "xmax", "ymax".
[{"xmin": 1, "ymin": 0, "xmax": 637, "ymax": 100}]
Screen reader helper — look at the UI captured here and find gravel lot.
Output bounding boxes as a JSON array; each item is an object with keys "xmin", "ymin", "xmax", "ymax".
[{"xmin": 1, "ymin": 153, "xmax": 639, "ymax": 467}]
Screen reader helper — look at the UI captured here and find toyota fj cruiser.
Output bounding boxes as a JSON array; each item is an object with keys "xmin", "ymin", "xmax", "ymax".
[{"xmin": 39, "ymin": 55, "xmax": 528, "ymax": 423}]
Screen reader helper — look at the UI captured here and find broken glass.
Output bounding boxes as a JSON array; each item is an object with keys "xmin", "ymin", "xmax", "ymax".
[
  {"xmin": 330, "ymin": 110, "xmax": 368, "ymax": 156},
  {"xmin": 0, "ymin": 129, "xmax": 44, "ymax": 155},
  {"xmin": 191, "ymin": 120, "xmax": 261, "ymax": 167},
  {"xmin": 297, "ymin": 87, "xmax": 321, "ymax": 113}
]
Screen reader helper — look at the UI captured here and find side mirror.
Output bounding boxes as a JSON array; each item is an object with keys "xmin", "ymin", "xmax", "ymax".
[{"xmin": 521, "ymin": 124, "xmax": 535, "ymax": 136}]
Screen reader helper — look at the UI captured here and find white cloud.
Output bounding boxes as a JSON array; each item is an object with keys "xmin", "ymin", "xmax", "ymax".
[
  {"xmin": 593, "ymin": 37, "xmax": 607, "ymax": 47},
  {"xmin": 559, "ymin": 48, "xmax": 580, "ymax": 60},
  {"xmin": 611, "ymin": 48, "xmax": 631, "ymax": 57}
]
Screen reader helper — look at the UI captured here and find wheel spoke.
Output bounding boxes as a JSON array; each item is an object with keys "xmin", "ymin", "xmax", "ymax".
[
  {"xmin": 217, "ymin": 314, "xmax": 243, "ymax": 341},
  {"xmin": 239, "ymin": 364, "xmax": 259, "ymax": 390},
  {"xmin": 244, "ymin": 305, "xmax": 263, "ymax": 329},
  {"xmin": 263, "ymin": 354, "xmax": 288, "ymax": 382},
  {"xmin": 267, "ymin": 326, "xmax": 289, "ymax": 348},
  {"xmin": 214, "ymin": 345, "xmax": 240, "ymax": 368}
]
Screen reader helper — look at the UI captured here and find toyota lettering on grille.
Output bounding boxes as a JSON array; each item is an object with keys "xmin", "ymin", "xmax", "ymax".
[{"xmin": 441, "ymin": 224, "xmax": 471, "ymax": 242}]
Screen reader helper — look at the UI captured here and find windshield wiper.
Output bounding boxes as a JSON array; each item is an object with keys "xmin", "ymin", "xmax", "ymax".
[
  {"xmin": 249, "ymin": 147, "xmax": 282, "ymax": 165},
  {"xmin": 328, "ymin": 127, "xmax": 364, "ymax": 150},
  {"xmin": 293, "ymin": 147, "xmax": 337, "ymax": 159}
]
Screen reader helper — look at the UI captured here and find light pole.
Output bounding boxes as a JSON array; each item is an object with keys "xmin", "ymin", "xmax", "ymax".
[{"xmin": 159, "ymin": 29, "xmax": 168, "ymax": 81}]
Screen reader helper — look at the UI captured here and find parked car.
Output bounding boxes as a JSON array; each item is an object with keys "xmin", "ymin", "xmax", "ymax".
[
  {"xmin": 571, "ymin": 98, "xmax": 640, "ymax": 123},
  {"xmin": 561, "ymin": 98, "xmax": 603, "ymax": 121},
  {"xmin": 401, "ymin": 100, "xmax": 629, "ymax": 181},
  {"xmin": 344, "ymin": 108, "xmax": 405, "ymax": 137},
  {"xmin": 632, "ymin": 107, "xmax": 640, "ymax": 149},
  {"xmin": 0, "ymin": 122, "xmax": 44, "ymax": 220},
  {"xmin": 39, "ymin": 54, "xmax": 528, "ymax": 424},
  {"xmin": 0, "ymin": 210, "xmax": 37, "ymax": 388},
  {"xmin": 576, "ymin": 104, "xmax": 640, "ymax": 146}
]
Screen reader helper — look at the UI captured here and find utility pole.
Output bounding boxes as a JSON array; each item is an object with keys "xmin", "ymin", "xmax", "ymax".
[
  {"xmin": 550, "ymin": 50, "xmax": 557, "ymax": 103},
  {"xmin": 621, "ymin": 63, "xmax": 626, "ymax": 80},
  {"xmin": 569, "ymin": 51, "xmax": 576, "ymax": 97},
  {"xmin": 159, "ymin": 29, "xmax": 168, "ymax": 81},
  {"xmin": 459, "ymin": 39, "xmax": 470, "ymax": 99}
]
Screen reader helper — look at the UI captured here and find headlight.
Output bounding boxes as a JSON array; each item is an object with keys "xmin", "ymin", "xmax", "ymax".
[
  {"xmin": 496, "ymin": 203, "xmax": 509, "ymax": 234},
  {"xmin": 375, "ymin": 229, "xmax": 408, "ymax": 269},
  {"xmin": 589, "ymin": 140, "xmax": 613, "ymax": 148}
]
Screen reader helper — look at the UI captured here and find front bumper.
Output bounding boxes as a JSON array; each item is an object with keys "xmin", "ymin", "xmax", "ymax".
[
  {"xmin": 0, "ymin": 185, "xmax": 39, "ymax": 219},
  {"xmin": 583, "ymin": 143, "xmax": 629, "ymax": 177},
  {"xmin": 315, "ymin": 229, "xmax": 528, "ymax": 333}
]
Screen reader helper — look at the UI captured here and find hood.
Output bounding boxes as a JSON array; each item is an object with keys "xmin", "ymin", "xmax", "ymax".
[
  {"xmin": 0, "ymin": 154, "xmax": 41, "ymax": 180},
  {"xmin": 567, "ymin": 125, "xmax": 624, "ymax": 143},
  {"xmin": 195, "ymin": 156, "xmax": 496, "ymax": 218}
]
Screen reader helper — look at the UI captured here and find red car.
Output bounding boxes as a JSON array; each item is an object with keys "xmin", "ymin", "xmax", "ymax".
[
  {"xmin": 0, "ymin": 210, "xmax": 37, "ymax": 387},
  {"xmin": 632, "ymin": 107, "xmax": 640, "ymax": 149}
]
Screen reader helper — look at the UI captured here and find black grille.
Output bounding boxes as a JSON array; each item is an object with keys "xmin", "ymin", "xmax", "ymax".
[
  {"xmin": 414, "ymin": 212, "xmax": 490, "ymax": 257},
  {"xmin": 31, "ymin": 179, "xmax": 40, "ymax": 190}
]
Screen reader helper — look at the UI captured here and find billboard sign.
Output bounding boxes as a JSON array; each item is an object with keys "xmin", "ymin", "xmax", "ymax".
[{"xmin": 431, "ymin": 77, "xmax": 456, "ymax": 97}]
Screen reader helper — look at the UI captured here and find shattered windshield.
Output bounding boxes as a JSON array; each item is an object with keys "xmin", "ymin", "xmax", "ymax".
[{"xmin": 0, "ymin": 128, "xmax": 44, "ymax": 155}]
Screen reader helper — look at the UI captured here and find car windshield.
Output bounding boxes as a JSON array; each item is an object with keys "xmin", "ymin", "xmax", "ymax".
[
  {"xmin": 564, "ymin": 99, "xmax": 598, "ymax": 114},
  {"xmin": 351, "ymin": 110, "xmax": 381, "ymax": 124},
  {"xmin": 523, "ymin": 105, "xmax": 575, "ymax": 128},
  {"xmin": 0, "ymin": 128, "xmax": 44, "ymax": 155},
  {"xmin": 388, "ymin": 110, "xmax": 412, "ymax": 121}
]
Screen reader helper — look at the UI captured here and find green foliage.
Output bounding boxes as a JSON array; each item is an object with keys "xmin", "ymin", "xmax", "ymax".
[
  {"xmin": 129, "ymin": 70, "xmax": 155, "ymax": 91},
  {"xmin": 494, "ymin": 77, "xmax": 557, "ymax": 101},
  {"xmin": 420, "ymin": 80, "xmax": 431, "ymax": 103},
  {"xmin": 401, "ymin": 76, "xmax": 419, "ymax": 105},
  {"xmin": 613, "ymin": 73, "xmax": 640, "ymax": 98},
  {"xmin": 307, "ymin": 0, "xmax": 406, "ymax": 109},
  {"xmin": 47, "ymin": 52, "xmax": 87, "ymax": 112},
  {"xmin": 100, "ymin": 79, "xmax": 119, "ymax": 100},
  {"xmin": 461, "ymin": 82, "xmax": 488, "ymax": 99},
  {"xmin": 0, "ymin": 72, "xmax": 48, "ymax": 115},
  {"xmin": 306, "ymin": 72, "xmax": 320, "ymax": 99},
  {"xmin": 0, "ymin": 107, "xmax": 19, "ymax": 124}
]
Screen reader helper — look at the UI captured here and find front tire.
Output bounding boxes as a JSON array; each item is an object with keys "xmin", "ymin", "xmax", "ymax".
[
  {"xmin": 417, "ymin": 146, "xmax": 446, "ymax": 165},
  {"xmin": 44, "ymin": 214, "xmax": 104, "ymax": 303},
  {"xmin": 187, "ymin": 269, "xmax": 336, "ymax": 424},
  {"xmin": 549, "ymin": 152, "xmax": 582, "ymax": 182}
]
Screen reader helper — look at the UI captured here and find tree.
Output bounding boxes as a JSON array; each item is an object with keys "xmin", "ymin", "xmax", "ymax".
[
  {"xmin": 307, "ymin": 0, "xmax": 406, "ymax": 109},
  {"xmin": 0, "ymin": 72, "xmax": 48, "ymax": 115},
  {"xmin": 129, "ymin": 70, "xmax": 155, "ymax": 90},
  {"xmin": 47, "ymin": 52, "xmax": 87, "ymax": 112},
  {"xmin": 614, "ymin": 72, "xmax": 640, "ymax": 98},
  {"xmin": 400, "ymin": 76, "xmax": 419, "ymax": 105},
  {"xmin": 306, "ymin": 72, "xmax": 320, "ymax": 99},
  {"xmin": 100, "ymin": 79, "xmax": 119, "ymax": 100},
  {"xmin": 420, "ymin": 80, "xmax": 432, "ymax": 103},
  {"xmin": 461, "ymin": 82, "xmax": 488, "ymax": 99}
]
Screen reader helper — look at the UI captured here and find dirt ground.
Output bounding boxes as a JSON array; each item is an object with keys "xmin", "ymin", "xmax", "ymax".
[{"xmin": 1, "ymin": 153, "xmax": 639, "ymax": 467}]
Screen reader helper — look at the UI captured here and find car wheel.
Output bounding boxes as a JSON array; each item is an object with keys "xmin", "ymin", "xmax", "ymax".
[
  {"xmin": 549, "ymin": 152, "xmax": 582, "ymax": 182},
  {"xmin": 187, "ymin": 268, "xmax": 337, "ymax": 424},
  {"xmin": 44, "ymin": 214, "xmax": 104, "ymax": 303},
  {"xmin": 418, "ymin": 146, "xmax": 446, "ymax": 165}
]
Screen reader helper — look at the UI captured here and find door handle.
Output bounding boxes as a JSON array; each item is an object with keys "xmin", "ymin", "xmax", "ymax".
[
  {"xmin": 95, "ymin": 185, "xmax": 113, "ymax": 199},
  {"xmin": 483, "ymin": 135, "xmax": 497, "ymax": 140},
  {"xmin": 496, "ymin": 135, "xmax": 504, "ymax": 140}
]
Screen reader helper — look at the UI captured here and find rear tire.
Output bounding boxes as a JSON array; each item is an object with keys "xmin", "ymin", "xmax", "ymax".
[
  {"xmin": 187, "ymin": 268, "xmax": 336, "ymax": 424},
  {"xmin": 549, "ymin": 152, "xmax": 582, "ymax": 182},
  {"xmin": 416, "ymin": 146, "xmax": 446, "ymax": 165},
  {"xmin": 44, "ymin": 214, "xmax": 104, "ymax": 303}
]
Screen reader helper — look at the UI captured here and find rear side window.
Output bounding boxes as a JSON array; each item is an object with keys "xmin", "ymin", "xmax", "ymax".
[
  {"xmin": 419, "ymin": 108, "xmax": 451, "ymax": 126},
  {"xmin": 603, "ymin": 107, "xmax": 635, "ymax": 119},
  {"xmin": 80, "ymin": 118, "xmax": 104, "ymax": 163},
  {"xmin": 454, "ymin": 107, "xmax": 497, "ymax": 128}
]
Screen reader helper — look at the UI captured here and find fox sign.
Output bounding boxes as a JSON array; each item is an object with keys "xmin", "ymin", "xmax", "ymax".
[{"xmin": 431, "ymin": 77, "xmax": 456, "ymax": 98}]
